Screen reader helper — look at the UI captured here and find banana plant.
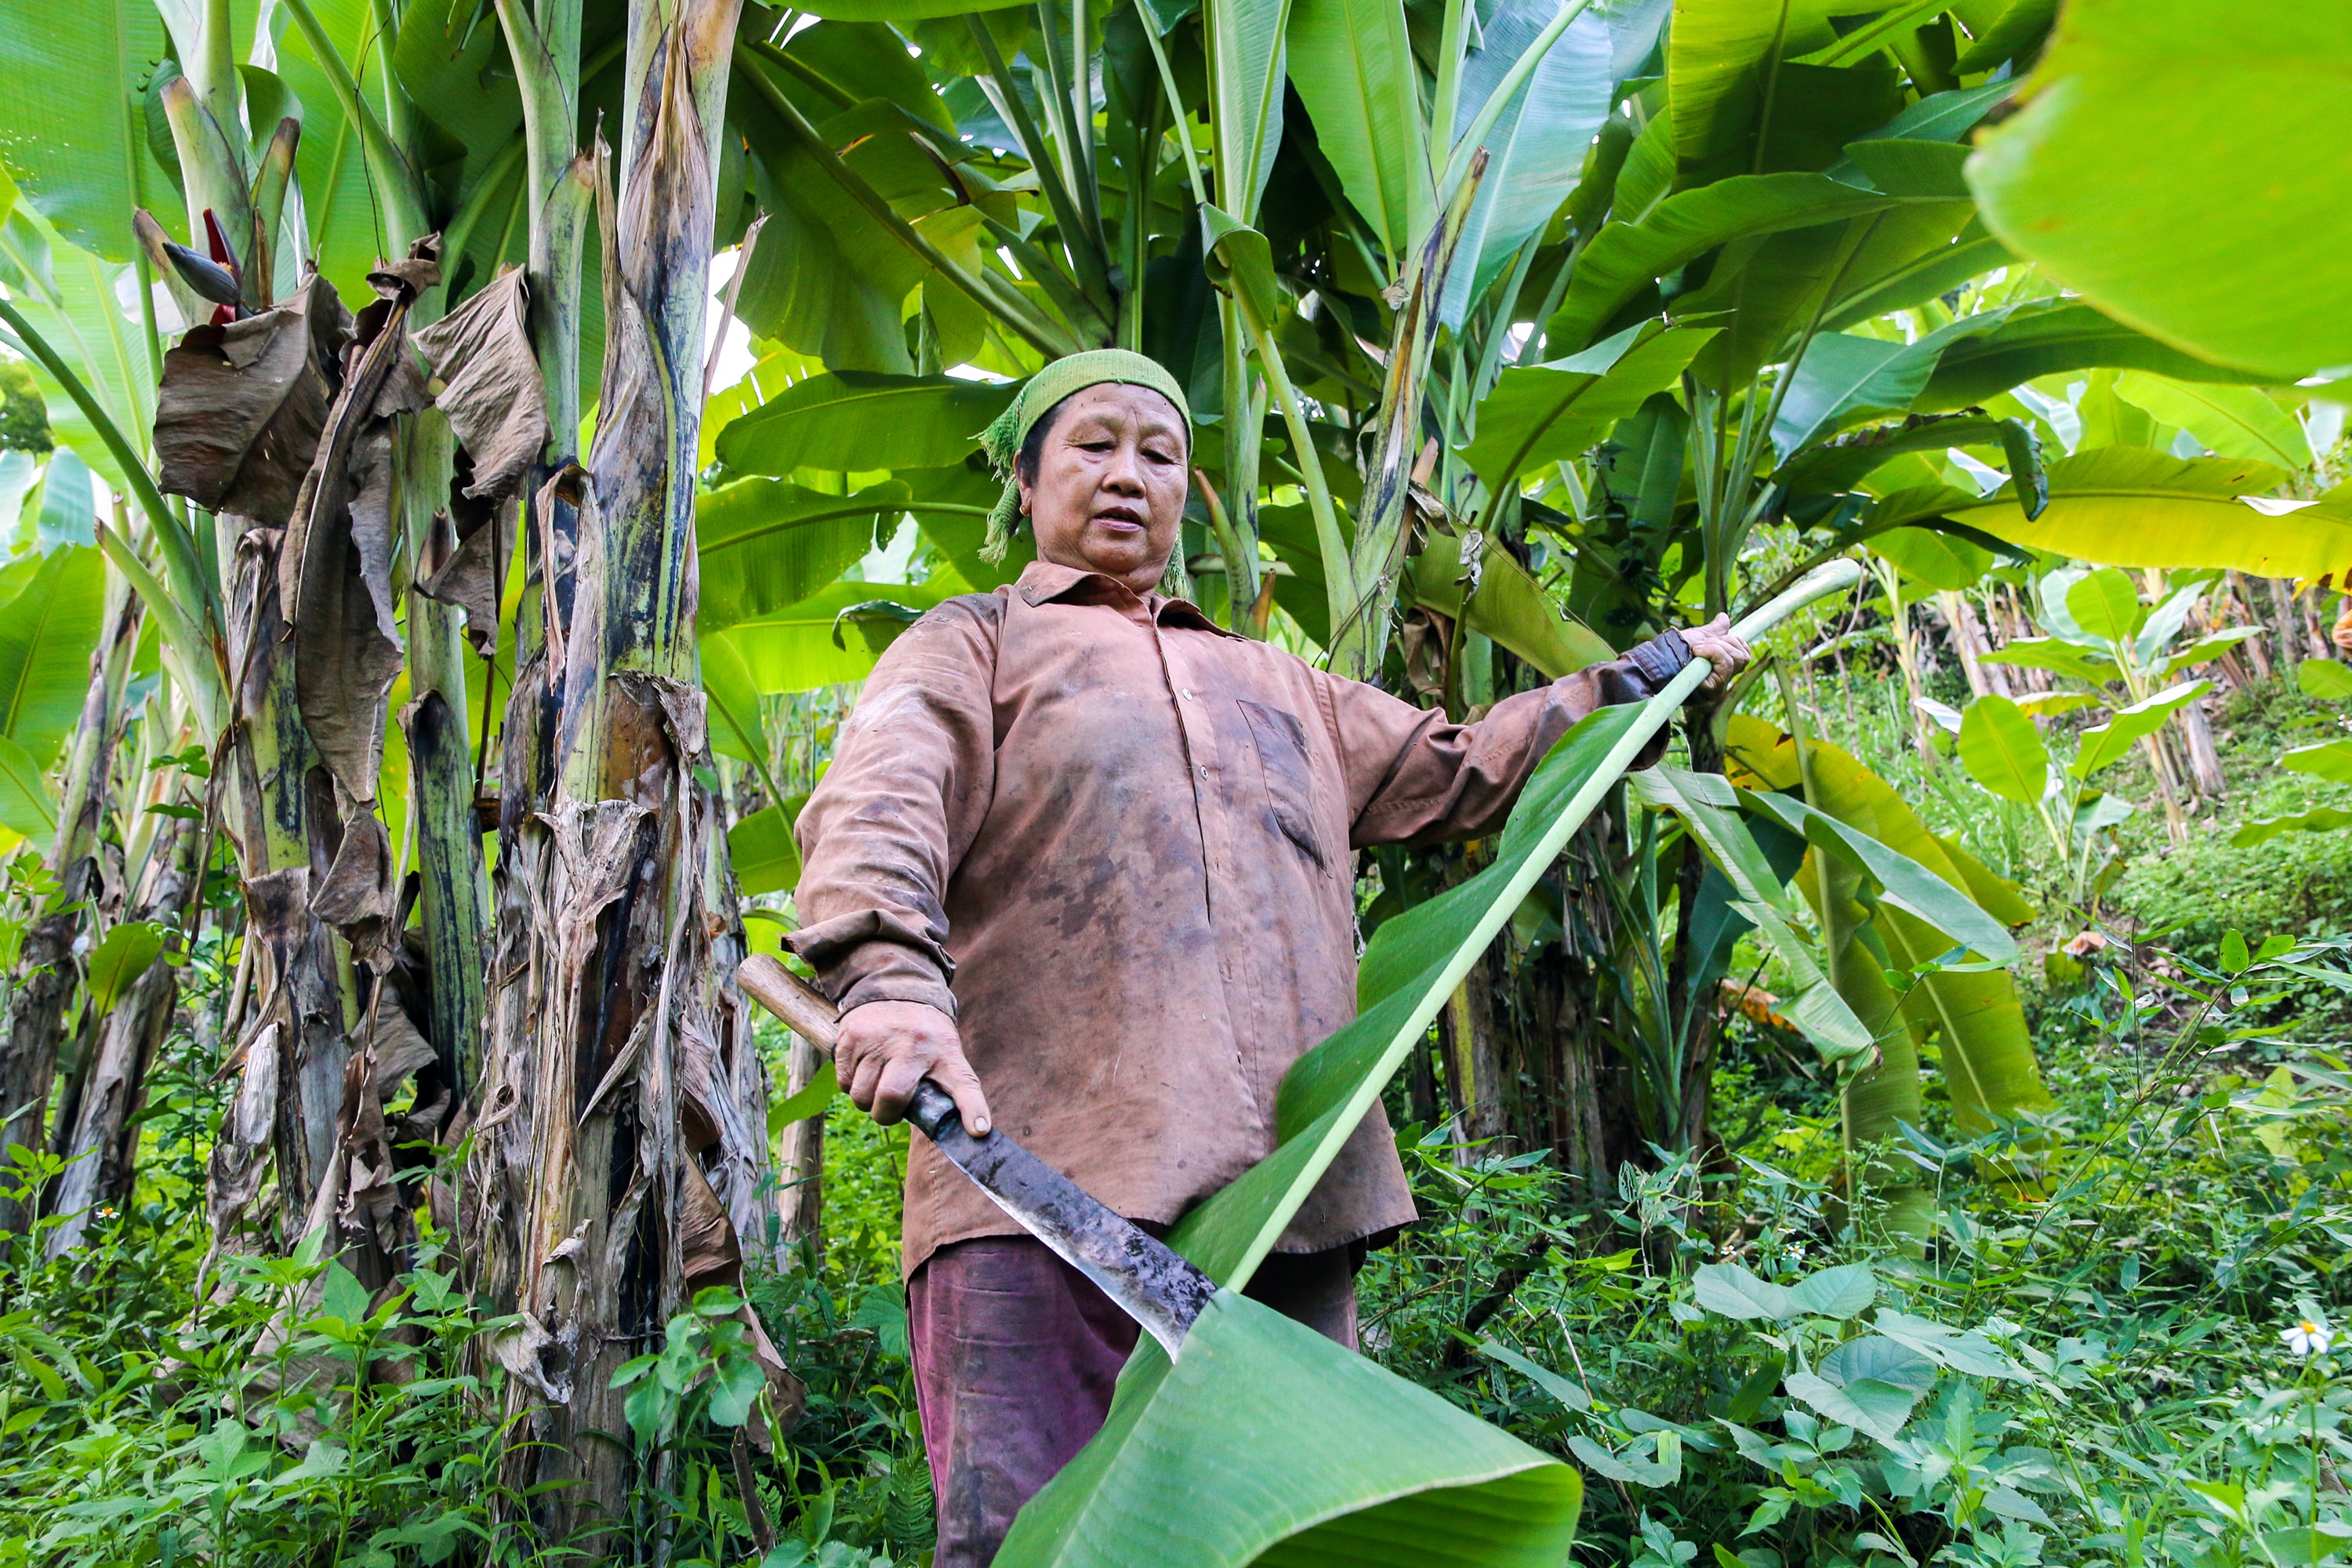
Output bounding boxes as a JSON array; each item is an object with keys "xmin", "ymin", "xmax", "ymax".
[
  {"xmin": 1945, "ymin": 678, "xmax": 2209, "ymax": 922},
  {"xmin": 0, "ymin": 0, "xmax": 792, "ymax": 1527},
  {"xmin": 1961, "ymin": 562, "xmax": 2252, "ymax": 843},
  {"xmin": 1724, "ymin": 708, "xmax": 2050, "ymax": 1236},
  {"xmin": 2235, "ymin": 659, "xmax": 2352, "ymax": 849}
]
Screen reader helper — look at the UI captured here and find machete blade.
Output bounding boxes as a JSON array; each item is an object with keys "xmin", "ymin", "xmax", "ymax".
[{"xmin": 906, "ymin": 1081, "xmax": 1218, "ymax": 1356}]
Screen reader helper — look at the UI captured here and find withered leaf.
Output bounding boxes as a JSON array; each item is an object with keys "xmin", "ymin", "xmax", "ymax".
[
  {"xmin": 416, "ymin": 504, "xmax": 506, "ymax": 655},
  {"xmin": 365, "ymin": 993, "xmax": 438, "ymax": 1094},
  {"xmin": 244, "ymin": 866, "xmax": 312, "ymax": 970},
  {"xmin": 413, "ymin": 268, "xmax": 550, "ymax": 503},
  {"xmin": 314, "ymin": 809, "xmax": 398, "ymax": 967},
  {"xmin": 679, "ymin": 1155, "xmax": 740, "ymax": 1287},
  {"xmin": 154, "ymin": 276, "xmax": 350, "ymax": 528},
  {"xmin": 282, "ymin": 238, "xmax": 437, "ymax": 808},
  {"xmin": 199, "ymin": 1025, "xmax": 279, "ymax": 1283}
]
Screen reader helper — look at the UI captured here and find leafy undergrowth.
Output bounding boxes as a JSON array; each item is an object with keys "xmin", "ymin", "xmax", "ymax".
[
  {"xmin": 0, "ymin": 1006, "xmax": 931, "ymax": 1568},
  {"xmin": 1360, "ymin": 927, "xmax": 2352, "ymax": 1568}
]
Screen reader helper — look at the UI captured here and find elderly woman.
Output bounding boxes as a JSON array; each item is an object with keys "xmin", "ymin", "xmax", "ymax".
[{"xmin": 786, "ymin": 350, "xmax": 1748, "ymax": 1566}]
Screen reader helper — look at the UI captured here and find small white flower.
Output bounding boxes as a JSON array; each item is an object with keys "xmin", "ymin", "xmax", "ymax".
[{"xmin": 2283, "ymin": 1316, "xmax": 2334, "ymax": 1357}]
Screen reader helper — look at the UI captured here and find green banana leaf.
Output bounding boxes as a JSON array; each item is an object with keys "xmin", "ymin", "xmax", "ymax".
[
  {"xmin": 2235, "ymin": 807, "xmax": 2352, "ymax": 848},
  {"xmin": 2111, "ymin": 372, "xmax": 2312, "ymax": 470},
  {"xmin": 1000, "ymin": 562, "xmax": 1864, "ymax": 1568},
  {"xmin": 714, "ymin": 370, "xmax": 1017, "ymax": 476},
  {"xmin": 1957, "ymin": 695, "xmax": 2049, "ymax": 806},
  {"xmin": 1457, "ymin": 320, "xmax": 1715, "ymax": 489},
  {"xmin": 1440, "ymin": 0, "xmax": 1631, "ymax": 319},
  {"xmin": 1207, "ymin": 0, "xmax": 1292, "ymax": 220},
  {"xmin": 1929, "ymin": 834, "xmax": 2038, "ymax": 928},
  {"xmin": 1665, "ymin": 0, "xmax": 1838, "ymax": 177},
  {"xmin": 702, "ymin": 633, "xmax": 774, "ymax": 768},
  {"xmin": 1729, "ymin": 716, "xmax": 2055, "ymax": 1142},
  {"xmin": 728, "ymin": 798, "xmax": 808, "ymax": 896},
  {"xmin": 1740, "ymin": 790, "xmax": 2021, "ymax": 964},
  {"xmin": 1285, "ymin": 0, "xmax": 1430, "ymax": 260},
  {"xmin": 1000, "ymin": 1293, "xmax": 1584, "ymax": 1568},
  {"xmin": 1628, "ymin": 766, "xmax": 1873, "ymax": 1065},
  {"xmin": 792, "ymin": 0, "xmax": 1025, "ymax": 20},
  {"xmin": 2064, "ymin": 566, "xmax": 2144, "ymax": 646},
  {"xmin": 1968, "ymin": 0, "xmax": 2350, "ymax": 380},
  {"xmin": 1872, "ymin": 448, "xmax": 2352, "ymax": 583},
  {"xmin": 695, "ymin": 477, "xmax": 906, "ymax": 633},
  {"xmin": 0, "ymin": 732, "xmax": 57, "ymax": 844},
  {"xmin": 2301, "ymin": 660, "xmax": 2352, "ymax": 702},
  {"xmin": 2281, "ymin": 740, "xmax": 2352, "ymax": 786},
  {"xmin": 1728, "ymin": 713, "xmax": 1930, "ymax": 1239},
  {"xmin": 1404, "ymin": 531, "xmax": 1614, "ymax": 679},
  {"xmin": 0, "ymin": 543, "xmax": 103, "ymax": 769},
  {"xmin": 1916, "ymin": 302, "xmax": 2269, "ymax": 410},
  {"xmin": 1870, "ymin": 527, "xmax": 1994, "ymax": 593},
  {"xmin": 0, "ymin": 0, "xmax": 154, "ymax": 262},
  {"xmin": 706, "ymin": 579, "xmax": 955, "ymax": 696},
  {"xmin": 1769, "ymin": 312, "xmax": 2024, "ymax": 460},
  {"xmin": 2072, "ymin": 681, "xmax": 2209, "ymax": 779},
  {"xmin": 0, "ymin": 212, "xmax": 153, "ymax": 495},
  {"xmin": 1546, "ymin": 173, "xmax": 1901, "ymax": 354},
  {"xmin": 277, "ymin": 0, "xmax": 420, "ymax": 299},
  {"xmin": 1976, "ymin": 636, "xmax": 2116, "ymax": 685}
]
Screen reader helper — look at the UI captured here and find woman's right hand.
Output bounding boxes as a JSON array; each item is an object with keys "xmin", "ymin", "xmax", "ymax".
[{"xmin": 833, "ymin": 999, "xmax": 995, "ymax": 1135}]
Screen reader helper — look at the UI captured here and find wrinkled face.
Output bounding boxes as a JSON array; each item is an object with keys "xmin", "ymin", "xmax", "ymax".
[{"xmin": 1018, "ymin": 383, "xmax": 1189, "ymax": 594}]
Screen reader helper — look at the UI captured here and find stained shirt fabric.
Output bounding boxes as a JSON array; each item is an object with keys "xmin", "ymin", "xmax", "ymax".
[{"xmin": 786, "ymin": 559, "xmax": 1686, "ymax": 1276}]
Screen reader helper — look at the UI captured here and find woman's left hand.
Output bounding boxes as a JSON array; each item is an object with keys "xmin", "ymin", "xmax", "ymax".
[{"xmin": 1682, "ymin": 614, "xmax": 1752, "ymax": 692}]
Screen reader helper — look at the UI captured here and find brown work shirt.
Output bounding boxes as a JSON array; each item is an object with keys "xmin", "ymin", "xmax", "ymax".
[{"xmin": 786, "ymin": 560, "xmax": 1686, "ymax": 1276}]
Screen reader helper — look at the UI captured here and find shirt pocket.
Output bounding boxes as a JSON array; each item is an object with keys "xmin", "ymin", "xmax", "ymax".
[{"xmin": 1239, "ymin": 699, "xmax": 1326, "ymax": 870}]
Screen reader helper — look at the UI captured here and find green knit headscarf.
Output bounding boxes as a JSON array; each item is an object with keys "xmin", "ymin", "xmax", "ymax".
[{"xmin": 976, "ymin": 349, "xmax": 1192, "ymax": 567}]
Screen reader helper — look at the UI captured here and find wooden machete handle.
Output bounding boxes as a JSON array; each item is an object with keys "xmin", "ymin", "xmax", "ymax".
[
  {"xmin": 735, "ymin": 953, "xmax": 963, "ymax": 1139},
  {"xmin": 736, "ymin": 953, "xmax": 841, "ymax": 1056}
]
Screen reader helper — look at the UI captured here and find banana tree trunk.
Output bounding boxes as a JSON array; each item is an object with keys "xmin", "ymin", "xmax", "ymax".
[
  {"xmin": 481, "ymin": 0, "xmax": 771, "ymax": 1537},
  {"xmin": 2180, "ymin": 693, "xmax": 2227, "ymax": 798},
  {"xmin": 397, "ymin": 412, "xmax": 491, "ymax": 1096},
  {"xmin": 221, "ymin": 513, "xmax": 354, "ymax": 1237},
  {"xmin": 468, "ymin": 0, "xmax": 595, "ymax": 1345},
  {"xmin": 44, "ymin": 814, "xmax": 202, "ymax": 1258},
  {"xmin": 0, "ymin": 576, "xmax": 140, "ymax": 1236}
]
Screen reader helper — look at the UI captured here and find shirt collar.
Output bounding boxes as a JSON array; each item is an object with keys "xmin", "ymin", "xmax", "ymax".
[{"xmin": 1013, "ymin": 558, "xmax": 1243, "ymax": 639}]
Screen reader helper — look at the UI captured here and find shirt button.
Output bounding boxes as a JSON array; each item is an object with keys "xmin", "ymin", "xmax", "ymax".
[{"xmin": 1198, "ymin": 764, "xmax": 1209, "ymax": 778}]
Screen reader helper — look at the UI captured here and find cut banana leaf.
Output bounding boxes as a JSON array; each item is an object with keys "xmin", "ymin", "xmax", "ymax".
[
  {"xmin": 999, "ymin": 1293, "xmax": 1583, "ymax": 1568},
  {"xmin": 999, "ymin": 563, "xmax": 1864, "ymax": 1568}
]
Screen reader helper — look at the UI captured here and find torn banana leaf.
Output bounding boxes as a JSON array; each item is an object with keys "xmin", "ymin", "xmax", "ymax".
[
  {"xmin": 1628, "ymin": 766, "xmax": 1874, "ymax": 1064},
  {"xmin": 1726, "ymin": 715, "xmax": 2053, "ymax": 1140}
]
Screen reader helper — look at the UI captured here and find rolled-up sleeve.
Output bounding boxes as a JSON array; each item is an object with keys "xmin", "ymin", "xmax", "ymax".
[
  {"xmin": 1321, "ymin": 633, "xmax": 1690, "ymax": 847},
  {"xmin": 783, "ymin": 599, "xmax": 1002, "ymax": 1018}
]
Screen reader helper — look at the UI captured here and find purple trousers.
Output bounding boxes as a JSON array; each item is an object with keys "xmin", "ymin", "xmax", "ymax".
[{"xmin": 908, "ymin": 1234, "xmax": 1363, "ymax": 1567}]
